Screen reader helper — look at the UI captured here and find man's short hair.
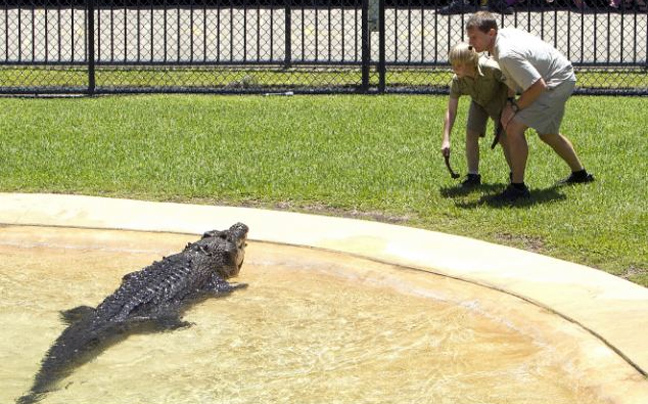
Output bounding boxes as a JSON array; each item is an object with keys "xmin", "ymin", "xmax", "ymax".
[{"xmin": 466, "ymin": 11, "xmax": 498, "ymax": 33}]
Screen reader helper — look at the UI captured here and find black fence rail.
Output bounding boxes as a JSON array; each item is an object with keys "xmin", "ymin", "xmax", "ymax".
[{"xmin": 1, "ymin": 0, "xmax": 646, "ymax": 95}]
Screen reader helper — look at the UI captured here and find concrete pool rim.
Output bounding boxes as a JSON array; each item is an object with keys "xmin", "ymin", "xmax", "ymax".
[{"xmin": 1, "ymin": 192, "xmax": 647, "ymax": 381}]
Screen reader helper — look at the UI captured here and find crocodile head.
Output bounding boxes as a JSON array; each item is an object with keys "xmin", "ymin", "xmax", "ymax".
[
  {"xmin": 201, "ymin": 222, "xmax": 249, "ymax": 278},
  {"xmin": 227, "ymin": 222, "xmax": 248, "ymax": 276}
]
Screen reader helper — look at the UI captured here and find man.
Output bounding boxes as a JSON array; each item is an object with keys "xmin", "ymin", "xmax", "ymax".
[{"xmin": 466, "ymin": 11, "xmax": 594, "ymax": 202}]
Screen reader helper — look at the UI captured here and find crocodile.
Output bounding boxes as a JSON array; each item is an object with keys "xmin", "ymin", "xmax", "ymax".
[{"xmin": 16, "ymin": 222, "xmax": 249, "ymax": 404}]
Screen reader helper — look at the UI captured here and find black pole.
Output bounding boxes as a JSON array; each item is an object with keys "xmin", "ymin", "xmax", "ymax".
[
  {"xmin": 378, "ymin": 0, "xmax": 385, "ymax": 93},
  {"xmin": 361, "ymin": 0, "xmax": 370, "ymax": 92},
  {"xmin": 285, "ymin": 0, "xmax": 292, "ymax": 69},
  {"xmin": 87, "ymin": 0, "xmax": 96, "ymax": 95}
]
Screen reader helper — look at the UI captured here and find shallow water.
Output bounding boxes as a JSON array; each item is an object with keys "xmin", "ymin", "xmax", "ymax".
[{"xmin": 0, "ymin": 225, "xmax": 617, "ymax": 403}]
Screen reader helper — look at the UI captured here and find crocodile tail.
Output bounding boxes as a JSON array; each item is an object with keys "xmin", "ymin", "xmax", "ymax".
[
  {"xmin": 15, "ymin": 391, "xmax": 45, "ymax": 404},
  {"xmin": 17, "ymin": 319, "xmax": 109, "ymax": 404},
  {"xmin": 16, "ymin": 354, "xmax": 74, "ymax": 404}
]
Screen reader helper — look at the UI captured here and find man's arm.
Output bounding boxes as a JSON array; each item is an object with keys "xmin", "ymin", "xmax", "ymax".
[
  {"xmin": 516, "ymin": 78, "xmax": 547, "ymax": 109},
  {"xmin": 502, "ymin": 78, "xmax": 547, "ymax": 129}
]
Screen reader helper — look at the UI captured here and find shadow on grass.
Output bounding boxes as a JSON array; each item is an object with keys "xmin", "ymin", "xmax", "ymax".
[
  {"xmin": 439, "ymin": 183, "xmax": 502, "ymax": 198},
  {"xmin": 441, "ymin": 184, "xmax": 567, "ymax": 209}
]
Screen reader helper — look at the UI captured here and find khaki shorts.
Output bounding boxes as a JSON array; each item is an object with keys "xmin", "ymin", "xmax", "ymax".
[
  {"xmin": 514, "ymin": 80, "xmax": 575, "ymax": 136},
  {"xmin": 466, "ymin": 100, "xmax": 501, "ymax": 137}
]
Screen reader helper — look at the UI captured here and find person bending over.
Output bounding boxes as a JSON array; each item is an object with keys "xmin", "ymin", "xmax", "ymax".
[
  {"xmin": 466, "ymin": 11, "xmax": 594, "ymax": 202},
  {"xmin": 441, "ymin": 42, "xmax": 512, "ymax": 188}
]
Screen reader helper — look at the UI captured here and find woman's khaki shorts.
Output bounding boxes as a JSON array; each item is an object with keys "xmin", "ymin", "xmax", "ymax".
[
  {"xmin": 466, "ymin": 100, "xmax": 501, "ymax": 137},
  {"xmin": 513, "ymin": 80, "xmax": 576, "ymax": 136}
]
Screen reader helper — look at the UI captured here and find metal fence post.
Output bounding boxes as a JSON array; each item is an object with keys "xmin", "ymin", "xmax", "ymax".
[
  {"xmin": 378, "ymin": 0, "xmax": 385, "ymax": 93},
  {"xmin": 284, "ymin": 0, "xmax": 292, "ymax": 69},
  {"xmin": 87, "ymin": 0, "xmax": 96, "ymax": 95},
  {"xmin": 361, "ymin": 0, "xmax": 370, "ymax": 92}
]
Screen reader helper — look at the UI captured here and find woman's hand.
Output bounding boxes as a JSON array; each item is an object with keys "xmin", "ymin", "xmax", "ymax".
[{"xmin": 441, "ymin": 139, "xmax": 451, "ymax": 157}]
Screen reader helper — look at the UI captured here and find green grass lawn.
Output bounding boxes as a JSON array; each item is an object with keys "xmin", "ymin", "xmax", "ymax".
[{"xmin": 0, "ymin": 94, "xmax": 646, "ymax": 286}]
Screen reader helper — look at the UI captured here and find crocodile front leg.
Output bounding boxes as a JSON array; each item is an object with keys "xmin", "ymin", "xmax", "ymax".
[{"xmin": 207, "ymin": 273, "xmax": 248, "ymax": 296}]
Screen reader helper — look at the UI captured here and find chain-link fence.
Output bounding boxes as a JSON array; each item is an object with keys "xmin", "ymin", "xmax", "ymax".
[{"xmin": 1, "ymin": 0, "xmax": 646, "ymax": 95}]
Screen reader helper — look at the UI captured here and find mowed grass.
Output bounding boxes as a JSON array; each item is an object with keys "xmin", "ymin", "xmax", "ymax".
[
  {"xmin": 2, "ymin": 66, "xmax": 644, "ymax": 91},
  {"xmin": 0, "ymin": 94, "xmax": 646, "ymax": 286}
]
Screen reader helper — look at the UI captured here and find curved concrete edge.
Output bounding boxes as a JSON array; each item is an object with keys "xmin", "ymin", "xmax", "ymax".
[{"xmin": 2, "ymin": 192, "xmax": 647, "ymax": 377}]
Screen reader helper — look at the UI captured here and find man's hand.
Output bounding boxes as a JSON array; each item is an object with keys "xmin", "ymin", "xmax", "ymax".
[
  {"xmin": 502, "ymin": 79, "xmax": 547, "ymax": 130},
  {"xmin": 501, "ymin": 103, "xmax": 516, "ymax": 130}
]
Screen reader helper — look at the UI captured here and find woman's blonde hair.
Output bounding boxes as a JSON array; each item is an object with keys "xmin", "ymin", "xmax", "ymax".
[{"xmin": 449, "ymin": 43, "xmax": 479, "ymax": 68}]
